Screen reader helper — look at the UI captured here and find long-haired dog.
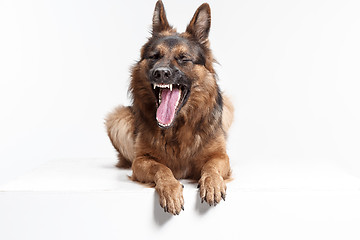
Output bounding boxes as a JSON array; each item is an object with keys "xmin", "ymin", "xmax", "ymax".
[{"xmin": 106, "ymin": 0, "xmax": 234, "ymax": 215}]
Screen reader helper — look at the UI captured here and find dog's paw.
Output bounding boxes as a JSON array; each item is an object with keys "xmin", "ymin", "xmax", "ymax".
[
  {"xmin": 198, "ymin": 173, "xmax": 226, "ymax": 206},
  {"xmin": 155, "ymin": 180, "xmax": 184, "ymax": 215}
]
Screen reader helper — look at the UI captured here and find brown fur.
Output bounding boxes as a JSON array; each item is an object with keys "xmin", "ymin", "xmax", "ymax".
[{"xmin": 105, "ymin": 1, "xmax": 234, "ymax": 215}]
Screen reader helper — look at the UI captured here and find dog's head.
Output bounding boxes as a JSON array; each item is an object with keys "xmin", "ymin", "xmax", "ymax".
[{"xmin": 131, "ymin": 1, "xmax": 217, "ymax": 129}]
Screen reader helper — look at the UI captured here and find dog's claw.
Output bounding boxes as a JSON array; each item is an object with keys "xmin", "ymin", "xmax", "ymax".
[
  {"xmin": 197, "ymin": 184, "xmax": 200, "ymax": 188},
  {"xmin": 182, "ymin": 184, "xmax": 184, "ymax": 188},
  {"xmin": 181, "ymin": 205, "xmax": 184, "ymax": 211},
  {"xmin": 221, "ymin": 192, "xmax": 226, "ymax": 201},
  {"xmin": 164, "ymin": 206, "xmax": 168, "ymax": 212}
]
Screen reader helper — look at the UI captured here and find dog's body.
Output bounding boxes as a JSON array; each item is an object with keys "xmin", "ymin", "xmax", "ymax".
[{"xmin": 106, "ymin": 1, "xmax": 233, "ymax": 215}]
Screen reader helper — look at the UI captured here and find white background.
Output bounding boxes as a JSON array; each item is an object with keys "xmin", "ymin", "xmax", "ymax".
[{"xmin": 0, "ymin": 0, "xmax": 360, "ymax": 185}]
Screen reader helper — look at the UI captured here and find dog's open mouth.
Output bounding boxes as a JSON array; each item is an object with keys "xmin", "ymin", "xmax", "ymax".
[{"xmin": 152, "ymin": 83, "xmax": 189, "ymax": 128}]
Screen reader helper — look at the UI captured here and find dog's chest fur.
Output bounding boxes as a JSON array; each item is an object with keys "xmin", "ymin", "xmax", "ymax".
[{"xmin": 135, "ymin": 117, "xmax": 221, "ymax": 179}]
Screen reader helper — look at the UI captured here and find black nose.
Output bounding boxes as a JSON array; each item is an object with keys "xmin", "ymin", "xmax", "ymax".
[{"xmin": 152, "ymin": 67, "xmax": 172, "ymax": 80}]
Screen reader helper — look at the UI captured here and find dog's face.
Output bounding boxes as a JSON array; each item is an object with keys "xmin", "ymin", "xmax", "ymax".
[
  {"xmin": 145, "ymin": 36, "xmax": 195, "ymax": 128},
  {"xmin": 132, "ymin": 1, "xmax": 216, "ymax": 129}
]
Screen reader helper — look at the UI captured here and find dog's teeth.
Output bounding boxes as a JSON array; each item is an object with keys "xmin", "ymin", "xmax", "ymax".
[{"xmin": 155, "ymin": 84, "xmax": 174, "ymax": 89}]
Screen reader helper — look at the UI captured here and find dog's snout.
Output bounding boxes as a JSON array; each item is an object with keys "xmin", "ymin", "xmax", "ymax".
[{"xmin": 152, "ymin": 67, "xmax": 172, "ymax": 80}]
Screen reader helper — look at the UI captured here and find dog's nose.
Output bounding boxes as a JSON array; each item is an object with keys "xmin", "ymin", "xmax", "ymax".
[{"xmin": 152, "ymin": 67, "xmax": 172, "ymax": 80}]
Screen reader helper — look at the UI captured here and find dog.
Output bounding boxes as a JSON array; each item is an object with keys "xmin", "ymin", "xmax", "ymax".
[{"xmin": 105, "ymin": 0, "xmax": 234, "ymax": 215}]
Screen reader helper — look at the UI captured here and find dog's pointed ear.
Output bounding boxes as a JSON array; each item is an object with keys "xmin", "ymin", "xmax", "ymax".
[
  {"xmin": 152, "ymin": 0, "xmax": 171, "ymax": 34},
  {"xmin": 186, "ymin": 3, "xmax": 211, "ymax": 44}
]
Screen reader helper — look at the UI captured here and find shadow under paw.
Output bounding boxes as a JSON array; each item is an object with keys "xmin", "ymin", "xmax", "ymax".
[
  {"xmin": 153, "ymin": 191, "xmax": 172, "ymax": 226},
  {"xmin": 195, "ymin": 188, "xmax": 212, "ymax": 215}
]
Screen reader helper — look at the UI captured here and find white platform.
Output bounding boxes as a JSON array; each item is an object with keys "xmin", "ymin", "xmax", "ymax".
[{"xmin": 1, "ymin": 158, "xmax": 360, "ymax": 240}]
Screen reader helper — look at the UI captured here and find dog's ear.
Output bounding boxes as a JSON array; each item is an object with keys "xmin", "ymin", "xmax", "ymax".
[
  {"xmin": 186, "ymin": 3, "xmax": 211, "ymax": 44},
  {"xmin": 152, "ymin": 0, "xmax": 171, "ymax": 34}
]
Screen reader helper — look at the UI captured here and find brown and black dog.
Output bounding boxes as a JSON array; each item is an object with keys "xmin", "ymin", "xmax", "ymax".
[{"xmin": 105, "ymin": 0, "xmax": 234, "ymax": 215}]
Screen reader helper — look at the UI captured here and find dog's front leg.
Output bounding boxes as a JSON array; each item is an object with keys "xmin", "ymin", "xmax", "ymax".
[
  {"xmin": 198, "ymin": 153, "xmax": 231, "ymax": 206},
  {"xmin": 131, "ymin": 157, "xmax": 184, "ymax": 215}
]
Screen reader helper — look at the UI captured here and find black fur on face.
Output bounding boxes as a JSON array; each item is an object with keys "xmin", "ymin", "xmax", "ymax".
[
  {"xmin": 141, "ymin": 35, "xmax": 206, "ymax": 67},
  {"xmin": 145, "ymin": 35, "xmax": 206, "ymax": 87}
]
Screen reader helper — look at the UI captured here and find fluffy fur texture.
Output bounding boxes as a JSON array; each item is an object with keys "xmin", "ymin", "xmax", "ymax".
[{"xmin": 105, "ymin": 0, "xmax": 234, "ymax": 215}]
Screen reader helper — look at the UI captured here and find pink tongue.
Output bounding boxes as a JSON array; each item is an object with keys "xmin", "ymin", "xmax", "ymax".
[{"xmin": 156, "ymin": 88, "xmax": 181, "ymax": 126}]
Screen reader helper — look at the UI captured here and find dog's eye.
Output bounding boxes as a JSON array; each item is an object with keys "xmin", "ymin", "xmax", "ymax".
[
  {"xmin": 148, "ymin": 53, "xmax": 160, "ymax": 60},
  {"xmin": 176, "ymin": 55, "xmax": 192, "ymax": 64}
]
